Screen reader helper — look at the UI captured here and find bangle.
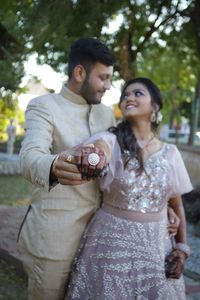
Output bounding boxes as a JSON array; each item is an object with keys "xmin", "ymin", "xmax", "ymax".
[{"xmin": 174, "ymin": 243, "xmax": 191, "ymax": 258}]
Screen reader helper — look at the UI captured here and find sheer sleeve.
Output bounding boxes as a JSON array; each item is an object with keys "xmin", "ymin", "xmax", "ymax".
[
  {"xmin": 76, "ymin": 131, "xmax": 124, "ymax": 192},
  {"xmin": 168, "ymin": 144, "xmax": 193, "ymax": 196}
]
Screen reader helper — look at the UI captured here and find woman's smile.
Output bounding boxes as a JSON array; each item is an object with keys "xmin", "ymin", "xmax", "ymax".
[{"xmin": 125, "ymin": 101, "xmax": 138, "ymax": 110}]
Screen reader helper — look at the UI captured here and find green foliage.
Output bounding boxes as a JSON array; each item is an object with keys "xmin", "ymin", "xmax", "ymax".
[
  {"xmin": 0, "ymin": 1, "xmax": 26, "ymax": 92},
  {"xmin": 0, "ymin": 0, "xmax": 199, "ymax": 142},
  {"xmin": 15, "ymin": 0, "xmax": 122, "ymax": 71},
  {"xmin": 0, "ymin": 175, "xmax": 34, "ymax": 206},
  {"xmin": 0, "ymin": 259, "xmax": 27, "ymax": 299},
  {"xmin": 138, "ymin": 44, "xmax": 196, "ymax": 125},
  {"xmin": 0, "ymin": 1, "xmax": 196, "ymax": 81}
]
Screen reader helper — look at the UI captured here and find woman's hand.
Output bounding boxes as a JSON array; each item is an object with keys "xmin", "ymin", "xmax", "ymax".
[
  {"xmin": 74, "ymin": 144, "xmax": 108, "ymax": 180},
  {"xmin": 165, "ymin": 249, "xmax": 186, "ymax": 279},
  {"xmin": 51, "ymin": 140, "xmax": 110, "ymax": 184}
]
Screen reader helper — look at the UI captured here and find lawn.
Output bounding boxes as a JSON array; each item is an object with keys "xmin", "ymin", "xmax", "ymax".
[
  {"xmin": 0, "ymin": 259, "xmax": 27, "ymax": 300},
  {"xmin": 0, "ymin": 175, "xmax": 34, "ymax": 206}
]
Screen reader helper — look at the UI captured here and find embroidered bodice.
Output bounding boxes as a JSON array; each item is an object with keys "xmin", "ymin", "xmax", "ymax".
[{"xmin": 103, "ymin": 144, "xmax": 175, "ymax": 213}]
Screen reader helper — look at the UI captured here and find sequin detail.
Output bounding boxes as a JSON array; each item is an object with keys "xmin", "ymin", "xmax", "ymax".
[
  {"xmin": 103, "ymin": 144, "xmax": 174, "ymax": 213},
  {"xmin": 65, "ymin": 144, "xmax": 186, "ymax": 300}
]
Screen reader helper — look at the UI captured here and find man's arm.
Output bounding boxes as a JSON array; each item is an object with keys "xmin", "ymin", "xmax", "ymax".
[
  {"xmin": 50, "ymin": 154, "xmax": 85, "ymax": 186},
  {"xmin": 51, "ymin": 139, "xmax": 110, "ymax": 185},
  {"xmin": 167, "ymin": 206, "xmax": 180, "ymax": 238},
  {"xmin": 168, "ymin": 196, "xmax": 187, "ymax": 245}
]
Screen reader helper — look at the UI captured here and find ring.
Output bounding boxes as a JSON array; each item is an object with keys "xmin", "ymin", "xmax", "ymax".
[
  {"xmin": 88, "ymin": 153, "xmax": 100, "ymax": 166},
  {"xmin": 65, "ymin": 154, "xmax": 73, "ymax": 162}
]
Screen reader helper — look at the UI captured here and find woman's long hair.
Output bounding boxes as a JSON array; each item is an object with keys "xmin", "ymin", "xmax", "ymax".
[{"xmin": 109, "ymin": 77, "xmax": 163, "ymax": 175}]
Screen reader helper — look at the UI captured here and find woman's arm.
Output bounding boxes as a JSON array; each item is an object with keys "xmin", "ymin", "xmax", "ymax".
[
  {"xmin": 168, "ymin": 195, "xmax": 187, "ymax": 244},
  {"xmin": 166, "ymin": 195, "xmax": 190, "ymax": 279},
  {"xmin": 167, "ymin": 207, "xmax": 180, "ymax": 238}
]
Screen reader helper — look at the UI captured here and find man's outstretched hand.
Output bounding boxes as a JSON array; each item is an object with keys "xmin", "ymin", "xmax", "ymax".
[{"xmin": 51, "ymin": 144, "xmax": 108, "ymax": 185}]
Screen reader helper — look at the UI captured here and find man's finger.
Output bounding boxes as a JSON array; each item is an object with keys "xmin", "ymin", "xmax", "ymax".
[
  {"xmin": 58, "ymin": 152, "xmax": 76, "ymax": 164},
  {"xmin": 57, "ymin": 169, "xmax": 83, "ymax": 180},
  {"xmin": 167, "ymin": 223, "xmax": 178, "ymax": 237},
  {"xmin": 56, "ymin": 160, "xmax": 80, "ymax": 173},
  {"xmin": 168, "ymin": 207, "xmax": 180, "ymax": 226},
  {"xmin": 58, "ymin": 178, "xmax": 87, "ymax": 185}
]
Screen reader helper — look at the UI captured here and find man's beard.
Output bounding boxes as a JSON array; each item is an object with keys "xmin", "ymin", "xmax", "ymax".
[{"xmin": 80, "ymin": 77, "xmax": 102, "ymax": 105}]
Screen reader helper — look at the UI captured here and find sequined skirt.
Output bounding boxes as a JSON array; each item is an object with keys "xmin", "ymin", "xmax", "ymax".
[{"xmin": 65, "ymin": 208, "xmax": 185, "ymax": 300}]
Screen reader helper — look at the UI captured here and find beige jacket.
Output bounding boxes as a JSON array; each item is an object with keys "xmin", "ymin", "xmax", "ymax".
[{"xmin": 19, "ymin": 85, "xmax": 115, "ymax": 260}]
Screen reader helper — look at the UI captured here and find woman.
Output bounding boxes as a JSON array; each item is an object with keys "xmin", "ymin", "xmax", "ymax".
[{"xmin": 65, "ymin": 78, "xmax": 192, "ymax": 299}]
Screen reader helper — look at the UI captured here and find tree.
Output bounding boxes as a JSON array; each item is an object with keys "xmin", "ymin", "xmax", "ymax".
[
  {"xmin": 0, "ymin": 1, "xmax": 26, "ymax": 92},
  {"xmin": 3, "ymin": 0, "xmax": 190, "ymax": 80},
  {"xmin": 0, "ymin": 0, "xmax": 198, "ymax": 141},
  {"xmin": 138, "ymin": 43, "xmax": 196, "ymax": 128},
  {"xmin": 188, "ymin": 0, "xmax": 200, "ymax": 145},
  {"xmin": 167, "ymin": 0, "xmax": 200, "ymax": 145}
]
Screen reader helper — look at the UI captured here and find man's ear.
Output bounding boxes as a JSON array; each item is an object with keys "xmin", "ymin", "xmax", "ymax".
[{"xmin": 73, "ymin": 65, "xmax": 86, "ymax": 83}]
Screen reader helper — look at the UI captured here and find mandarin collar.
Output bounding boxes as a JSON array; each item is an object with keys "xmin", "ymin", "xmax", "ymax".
[{"xmin": 60, "ymin": 85, "xmax": 88, "ymax": 105}]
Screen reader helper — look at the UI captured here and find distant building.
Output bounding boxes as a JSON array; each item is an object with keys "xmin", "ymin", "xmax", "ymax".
[{"xmin": 18, "ymin": 77, "xmax": 51, "ymax": 111}]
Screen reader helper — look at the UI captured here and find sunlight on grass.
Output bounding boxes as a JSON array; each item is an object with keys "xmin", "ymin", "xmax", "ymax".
[{"xmin": 0, "ymin": 175, "xmax": 34, "ymax": 206}]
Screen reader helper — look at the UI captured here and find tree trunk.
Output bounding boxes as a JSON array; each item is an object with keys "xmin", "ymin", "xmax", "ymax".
[
  {"xmin": 119, "ymin": 30, "xmax": 137, "ymax": 81},
  {"xmin": 188, "ymin": 78, "xmax": 200, "ymax": 145}
]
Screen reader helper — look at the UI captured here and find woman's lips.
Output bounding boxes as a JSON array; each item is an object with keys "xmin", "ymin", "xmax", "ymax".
[{"xmin": 125, "ymin": 103, "xmax": 137, "ymax": 110}]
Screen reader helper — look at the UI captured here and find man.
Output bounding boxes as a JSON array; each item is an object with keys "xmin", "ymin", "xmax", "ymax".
[
  {"xmin": 19, "ymin": 37, "xmax": 116, "ymax": 300},
  {"xmin": 19, "ymin": 37, "xmax": 179, "ymax": 299}
]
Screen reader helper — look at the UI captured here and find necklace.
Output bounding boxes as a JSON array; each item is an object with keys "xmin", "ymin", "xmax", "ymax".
[{"xmin": 137, "ymin": 135, "xmax": 155, "ymax": 149}]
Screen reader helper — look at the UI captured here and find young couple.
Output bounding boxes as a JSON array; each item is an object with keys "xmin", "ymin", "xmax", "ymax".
[{"xmin": 19, "ymin": 37, "xmax": 192, "ymax": 300}]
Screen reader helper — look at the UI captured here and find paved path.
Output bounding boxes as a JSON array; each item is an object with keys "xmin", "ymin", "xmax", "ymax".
[
  {"xmin": 0, "ymin": 205, "xmax": 200, "ymax": 298},
  {"xmin": 0, "ymin": 205, "xmax": 27, "ymax": 276}
]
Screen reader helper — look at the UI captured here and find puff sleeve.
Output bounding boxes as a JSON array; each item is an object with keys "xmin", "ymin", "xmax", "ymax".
[{"xmin": 167, "ymin": 144, "xmax": 193, "ymax": 196}]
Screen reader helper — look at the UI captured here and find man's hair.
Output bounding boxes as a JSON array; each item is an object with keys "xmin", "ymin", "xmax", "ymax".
[{"xmin": 68, "ymin": 37, "xmax": 116, "ymax": 78}]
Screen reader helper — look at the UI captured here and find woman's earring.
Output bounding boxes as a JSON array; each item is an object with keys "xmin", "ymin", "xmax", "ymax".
[
  {"xmin": 156, "ymin": 112, "xmax": 163, "ymax": 124},
  {"xmin": 151, "ymin": 111, "xmax": 163, "ymax": 124},
  {"xmin": 151, "ymin": 111, "xmax": 156, "ymax": 123}
]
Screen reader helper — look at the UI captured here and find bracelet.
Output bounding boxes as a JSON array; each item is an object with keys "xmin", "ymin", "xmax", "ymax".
[{"xmin": 174, "ymin": 243, "xmax": 191, "ymax": 258}]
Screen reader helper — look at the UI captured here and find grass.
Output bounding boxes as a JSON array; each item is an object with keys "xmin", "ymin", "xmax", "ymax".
[
  {"xmin": 0, "ymin": 259, "xmax": 27, "ymax": 300},
  {"xmin": 0, "ymin": 176, "xmax": 31, "ymax": 298},
  {"xmin": 0, "ymin": 175, "xmax": 34, "ymax": 206},
  {"xmin": 0, "ymin": 175, "xmax": 32, "ymax": 297}
]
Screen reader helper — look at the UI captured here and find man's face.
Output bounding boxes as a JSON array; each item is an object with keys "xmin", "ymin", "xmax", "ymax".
[{"xmin": 80, "ymin": 62, "xmax": 113, "ymax": 105}]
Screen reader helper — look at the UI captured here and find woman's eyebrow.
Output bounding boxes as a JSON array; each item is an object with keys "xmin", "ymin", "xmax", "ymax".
[{"xmin": 131, "ymin": 88, "xmax": 146, "ymax": 92}]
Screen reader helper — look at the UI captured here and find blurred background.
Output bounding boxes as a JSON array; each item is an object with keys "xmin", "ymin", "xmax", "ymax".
[
  {"xmin": 0, "ymin": 0, "xmax": 200, "ymax": 299},
  {"xmin": 0, "ymin": 0, "xmax": 200, "ymax": 148}
]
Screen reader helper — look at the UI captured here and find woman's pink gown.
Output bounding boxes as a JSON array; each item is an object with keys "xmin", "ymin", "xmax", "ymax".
[{"xmin": 65, "ymin": 132, "xmax": 192, "ymax": 300}]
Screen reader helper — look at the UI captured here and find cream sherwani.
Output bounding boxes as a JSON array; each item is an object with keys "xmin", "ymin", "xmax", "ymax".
[{"xmin": 19, "ymin": 85, "xmax": 115, "ymax": 299}]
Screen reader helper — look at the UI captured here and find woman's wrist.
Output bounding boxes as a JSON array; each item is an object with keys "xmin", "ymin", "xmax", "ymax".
[{"xmin": 174, "ymin": 242, "xmax": 191, "ymax": 258}]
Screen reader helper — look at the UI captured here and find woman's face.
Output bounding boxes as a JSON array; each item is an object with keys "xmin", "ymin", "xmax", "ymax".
[{"xmin": 120, "ymin": 82, "xmax": 153, "ymax": 123}]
